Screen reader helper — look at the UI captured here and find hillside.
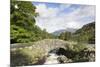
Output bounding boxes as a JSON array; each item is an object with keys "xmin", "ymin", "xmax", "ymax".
[{"xmin": 73, "ymin": 22, "xmax": 95, "ymax": 43}]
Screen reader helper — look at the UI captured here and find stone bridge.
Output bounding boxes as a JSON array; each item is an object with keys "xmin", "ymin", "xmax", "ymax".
[
  {"xmin": 31, "ymin": 39, "xmax": 70, "ymax": 53},
  {"xmin": 11, "ymin": 39, "xmax": 71, "ymax": 55}
]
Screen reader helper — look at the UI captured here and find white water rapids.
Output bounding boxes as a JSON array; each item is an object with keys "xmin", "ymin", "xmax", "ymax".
[{"xmin": 44, "ymin": 53, "xmax": 59, "ymax": 64}]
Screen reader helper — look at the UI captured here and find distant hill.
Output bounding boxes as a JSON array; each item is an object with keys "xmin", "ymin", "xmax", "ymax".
[{"xmin": 52, "ymin": 28, "xmax": 77, "ymax": 36}]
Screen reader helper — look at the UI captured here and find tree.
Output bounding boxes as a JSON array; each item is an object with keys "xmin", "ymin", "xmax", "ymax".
[
  {"xmin": 59, "ymin": 32, "xmax": 72, "ymax": 41},
  {"xmin": 10, "ymin": 0, "xmax": 54, "ymax": 43},
  {"xmin": 10, "ymin": 0, "xmax": 38, "ymax": 43}
]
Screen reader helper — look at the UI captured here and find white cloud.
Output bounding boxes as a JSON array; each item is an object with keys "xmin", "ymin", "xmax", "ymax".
[
  {"xmin": 35, "ymin": 3, "xmax": 95, "ymax": 33},
  {"xmin": 59, "ymin": 4, "xmax": 72, "ymax": 11},
  {"xmin": 67, "ymin": 21, "xmax": 83, "ymax": 29},
  {"xmin": 36, "ymin": 4, "xmax": 59, "ymax": 18}
]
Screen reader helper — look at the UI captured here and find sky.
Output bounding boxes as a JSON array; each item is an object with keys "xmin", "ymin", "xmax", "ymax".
[{"xmin": 32, "ymin": 2, "xmax": 95, "ymax": 33}]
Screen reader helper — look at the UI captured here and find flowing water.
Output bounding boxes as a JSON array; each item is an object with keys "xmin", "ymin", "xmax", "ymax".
[{"xmin": 44, "ymin": 53, "xmax": 59, "ymax": 64}]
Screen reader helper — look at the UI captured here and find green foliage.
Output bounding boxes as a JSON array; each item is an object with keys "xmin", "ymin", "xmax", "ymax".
[
  {"xmin": 64, "ymin": 42, "xmax": 95, "ymax": 62},
  {"xmin": 11, "ymin": 0, "xmax": 36, "ymax": 43},
  {"xmin": 72, "ymin": 43, "xmax": 86, "ymax": 52},
  {"xmin": 11, "ymin": 0, "xmax": 37, "ymax": 29},
  {"xmin": 73, "ymin": 22, "xmax": 95, "ymax": 44},
  {"xmin": 10, "ymin": 0, "xmax": 54, "ymax": 44},
  {"xmin": 64, "ymin": 43, "xmax": 86, "ymax": 58},
  {"xmin": 59, "ymin": 32, "xmax": 72, "ymax": 41},
  {"xmin": 72, "ymin": 47, "xmax": 95, "ymax": 62}
]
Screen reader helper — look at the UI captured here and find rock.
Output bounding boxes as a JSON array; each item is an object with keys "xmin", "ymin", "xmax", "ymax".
[{"xmin": 57, "ymin": 55, "xmax": 72, "ymax": 63}]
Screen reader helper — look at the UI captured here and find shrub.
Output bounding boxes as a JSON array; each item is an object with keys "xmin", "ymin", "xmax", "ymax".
[
  {"xmin": 64, "ymin": 43, "xmax": 95, "ymax": 62},
  {"xmin": 11, "ymin": 47, "xmax": 45, "ymax": 66}
]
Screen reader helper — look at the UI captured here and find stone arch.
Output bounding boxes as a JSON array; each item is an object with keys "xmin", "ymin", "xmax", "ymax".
[{"xmin": 48, "ymin": 47, "xmax": 67, "ymax": 56}]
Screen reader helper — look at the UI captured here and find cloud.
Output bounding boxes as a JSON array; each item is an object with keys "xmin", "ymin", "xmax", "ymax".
[
  {"xmin": 67, "ymin": 21, "xmax": 83, "ymax": 29},
  {"xmin": 34, "ymin": 3, "xmax": 95, "ymax": 33},
  {"xmin": 36, "ymin": 4, "xmax": 59, "ymax": 18}
]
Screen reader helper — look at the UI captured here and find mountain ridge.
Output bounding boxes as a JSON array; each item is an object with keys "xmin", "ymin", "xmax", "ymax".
[{"xmin": 52, "ymin": 28, "xmax": 77, "ymax": 36}]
